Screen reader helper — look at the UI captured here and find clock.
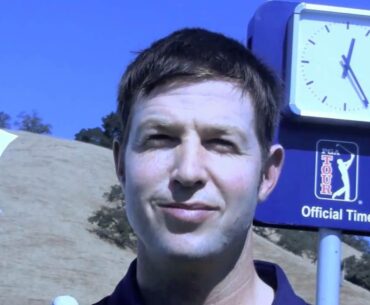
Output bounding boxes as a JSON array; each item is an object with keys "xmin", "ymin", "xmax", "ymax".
[{"xmin": 286, "ymin": 3, "xmax": 370, "ymax": 123}]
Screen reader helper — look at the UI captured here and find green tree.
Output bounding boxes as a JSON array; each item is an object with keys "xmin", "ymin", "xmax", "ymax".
[
  {"xmin": 75, "ymin": 112, "xmax": 120, "ymax": 148},
  {"xmin": 344, "ymin": 254, "xmax": 370, "ymax": 291},
  {"xmin": 75, "ymin": 127, "xmax": 108, "ymax": 147},
  {"xmin": 342, "ymin": 235, "xmax": 370, "ymax": 253},
  {"xmin": 88, "ymin": 185, "xmax": 136, "ymax": 250},
  {"xmin": 0, "ymin": 111, "xmax": 11, "ymax": 129},
  {"xmin": 253, "ymin": 226, "xmax": 275, "ymax": 239},
  {"xmin": 276, "ymin": 228, "xmax": 317, "ymax": 262},
  {"xmin": 15, "ymin": 111, "xmax": 52, "ymax": 134},
  {"xmin": 102, "ymin": 112, "xmax": 121, "ymax": 143}
]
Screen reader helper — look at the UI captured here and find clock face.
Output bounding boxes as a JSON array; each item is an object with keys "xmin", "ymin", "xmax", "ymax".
[{"xmin": 287, "ymin": 4, "xmax": 370, "ymax": 123}]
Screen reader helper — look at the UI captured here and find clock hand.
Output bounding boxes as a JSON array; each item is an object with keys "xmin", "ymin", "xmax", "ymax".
[
  {"xmin": 342, "ymin": 38, "xmax": 355, "ymax": 78},
  {"xmin": 342, "ymin": 55, "xmax": 369, "ymax": 108}
]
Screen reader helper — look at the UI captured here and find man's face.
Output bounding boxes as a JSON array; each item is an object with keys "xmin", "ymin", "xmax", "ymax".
[{"xmin": 118, "ymin": 80, "xmax": 280, "ymax": 259}]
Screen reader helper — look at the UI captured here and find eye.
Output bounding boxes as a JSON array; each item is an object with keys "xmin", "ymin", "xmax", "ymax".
[
  {"xmin": 141, "ymin": 134, "xmax": 177, "ymax": 149},
  {"xmin": 204, "ymin": 138, "xmax": 238, "ymax": 154}
]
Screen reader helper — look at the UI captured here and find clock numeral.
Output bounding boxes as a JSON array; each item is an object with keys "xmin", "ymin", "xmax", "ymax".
[
  {"xmin": 322, "ymin": 96, "xmax": 327, "ymax": 104},
  {"xmin": 306, "ymin": 81, "xmax": 314, "ymax": 86},
  {"xmin": 366, "ymin": 30, "xmax": 370, "ymax": 37},
  {"xmin": 344, "ymin": 103, "xmax": 347, "ymax": 111},
  {"xmin": 301, "ymin": 60, "xmax": 310, "ymax": 64},
  {"xmin": 347, "ymin": 22, "xmax": 350, "ymax": 30},
  {"xmin": 308, "ymin": 39, "xmax": 316, "ymax": 45},
  {"xmin": 325, "ymin": 25, "xmax": 330, "ymax": 33}
]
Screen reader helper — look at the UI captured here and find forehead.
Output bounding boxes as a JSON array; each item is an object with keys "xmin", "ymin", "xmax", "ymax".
[{"xmin": 130, "ymin": 80, "xmax": 256, "ymax": 130}]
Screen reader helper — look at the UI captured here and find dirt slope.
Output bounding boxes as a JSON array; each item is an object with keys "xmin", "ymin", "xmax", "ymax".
[
  {"xmin": 254, "ymin": 234, "xmax": 369, "ymax": 304},
  {"xmin": 0, "ymin": 130, "xmax": 368, "ymax": 305}
]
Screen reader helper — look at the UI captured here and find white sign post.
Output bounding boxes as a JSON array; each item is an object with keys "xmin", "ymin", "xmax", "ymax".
[{"xmin": 316, "ymin": 229, "xmax": 342, "ymax": 305}]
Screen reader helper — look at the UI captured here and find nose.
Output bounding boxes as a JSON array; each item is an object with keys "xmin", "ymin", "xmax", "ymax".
[{"xmin": 170, "ymin": 139, "xmax": 207, "ymax": 188}]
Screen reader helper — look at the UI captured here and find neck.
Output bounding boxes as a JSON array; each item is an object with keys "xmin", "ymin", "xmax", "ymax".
[{"xmin": 136, "ymin": 231, "xmax": 274, "ymax": 305}]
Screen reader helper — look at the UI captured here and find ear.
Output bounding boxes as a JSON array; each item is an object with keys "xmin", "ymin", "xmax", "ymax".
[
  {"xmin": 113, "ymin": 138, "xmax": 125, "ymax": 185},
  {"xmin": 258, "ymin": 144, "xmax": 284, "ymax": 202}
]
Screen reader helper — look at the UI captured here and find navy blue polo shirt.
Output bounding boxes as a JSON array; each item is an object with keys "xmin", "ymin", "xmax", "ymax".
[{"xmin": 93, "ymin": 260, "xmax": 310, "ymax": 305}]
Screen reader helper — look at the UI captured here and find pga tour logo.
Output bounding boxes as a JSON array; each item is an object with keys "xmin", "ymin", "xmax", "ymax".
[{"xmin": 315, "ymin": 140, "xmax": 359, "ymax": 202}]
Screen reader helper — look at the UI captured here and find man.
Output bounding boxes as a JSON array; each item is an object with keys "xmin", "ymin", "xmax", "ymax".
[
  {"xmin": 94, "ymin": 28, "xmax": 309, "ymax": 305},
  {"xmin": 332, "ymin": 152, "xmax": 355, "ymax": 201}
]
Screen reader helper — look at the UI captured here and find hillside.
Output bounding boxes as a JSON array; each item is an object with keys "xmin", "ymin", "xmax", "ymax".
[{"xmin": 0, "ymin": 130, "xmax": 369, "ymax": 305}]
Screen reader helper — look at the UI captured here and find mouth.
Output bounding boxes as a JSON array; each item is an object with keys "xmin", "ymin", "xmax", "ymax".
[
  {"xmin": 158, "ymin": 202, "xmax": 218, "ymax": 210},
  {"xmin": 157, "ymin": 202, "xmax": 218, "ymax": 223}
]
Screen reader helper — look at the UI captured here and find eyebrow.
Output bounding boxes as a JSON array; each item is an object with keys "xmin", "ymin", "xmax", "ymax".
[
  {"xmin": 200, "ymin": 125, "xmax": 248, "ymax": 144},
  {"xmin": 135, "ymin": 118, "xmax": 249, "ymax": 143},
  {"xmin": 135, "ymin": 118, "xmax": 184, "ymax": 135}
]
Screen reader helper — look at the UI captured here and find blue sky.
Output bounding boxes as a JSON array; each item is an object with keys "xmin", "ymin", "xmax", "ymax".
[
  {"xmin": 2, "ymin": 1, "xmax": 370, "ymax": 243},
  {"xmin": 1, "ymin": 0, "xmax": 265, "ymax": 139}
]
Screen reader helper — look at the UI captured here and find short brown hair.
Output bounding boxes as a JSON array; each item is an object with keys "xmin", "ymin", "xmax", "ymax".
[{"xmin": 117, "ymin": 28, "xmax": 282, "ymax": 158}]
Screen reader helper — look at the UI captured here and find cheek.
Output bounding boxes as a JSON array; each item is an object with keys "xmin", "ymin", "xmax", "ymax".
[
  {"xmin": 123, "ymin": 153, "xmax": 156, "ymax": 240},
  {"xmin": 213, "ymin": 159, "xmax": 262, "ymax": 198},
  {"xmin": 125, "ymin": 150, "xmax": 172, "ymax": 187},
  {"xmin": 212, "ymin": 159, "xmax": 262, "ymax": 226},
  {"xmin": 123, "ymin": 150, "xmax": 175, "ymax": 243},
  {"xmin": 123, "ymin": 150, "xmax": 173, "ymax": 218}
]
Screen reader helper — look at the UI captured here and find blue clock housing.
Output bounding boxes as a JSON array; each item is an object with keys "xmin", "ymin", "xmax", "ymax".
[{"xmin": 249, "ymin": 0, "xmax": 370, "ymax": 235}]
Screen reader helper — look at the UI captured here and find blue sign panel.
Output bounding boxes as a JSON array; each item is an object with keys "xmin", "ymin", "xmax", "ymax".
[{"xmin": 254, "ymin": 123, "xmax": 370, "ymax": 234}]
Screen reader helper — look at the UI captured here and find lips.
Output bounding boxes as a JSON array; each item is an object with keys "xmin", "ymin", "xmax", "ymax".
[
  {"xmin": 159, "ymin": 202, "xmax": 217, "ymax": 210},
  {"xmin": 157, "ymin": 202, "xmax": 218, "ymax": 224}
]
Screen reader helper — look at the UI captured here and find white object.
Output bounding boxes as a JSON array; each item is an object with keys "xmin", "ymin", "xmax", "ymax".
[
  {"xmin": 52, "ymin": 295, "xmax": 79, "ymax": 305},
  {"xmin": 0, "ymin": 129, "xmax": 17, "ymax": 158}
]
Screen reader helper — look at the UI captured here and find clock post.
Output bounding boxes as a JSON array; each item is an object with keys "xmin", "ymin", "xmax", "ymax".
[{"xmin": 248, "ymin": 1, "xmax": 370, "ymax": 305}]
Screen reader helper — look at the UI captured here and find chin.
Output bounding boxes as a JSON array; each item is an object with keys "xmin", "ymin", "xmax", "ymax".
[{"xmin": 143, "ymin": 231, "xmax": 243, "ymax": 263}]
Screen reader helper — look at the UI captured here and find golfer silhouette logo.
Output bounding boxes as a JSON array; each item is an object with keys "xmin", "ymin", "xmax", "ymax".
[
  {"xmin": 315, "ymin": 140, "xmax": 359, "ymax": 202},
  {"xmin": 332, "ymin": 144, "xmax": 355, "ymax": 201}
]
